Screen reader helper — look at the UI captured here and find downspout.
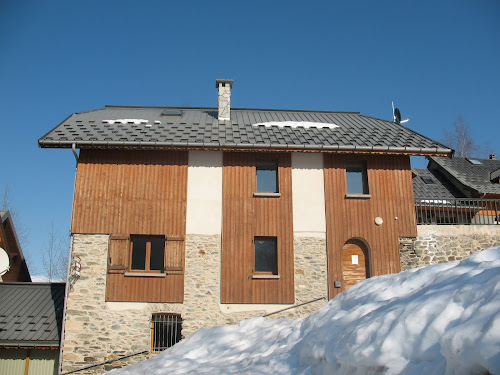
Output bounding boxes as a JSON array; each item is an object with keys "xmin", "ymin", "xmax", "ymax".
[
  {"xmin": 72, "ymin": 143, "xmax": 79, "ymax": 161},
  {"xmin": 58, "ymin": 147, "xmax": 79, "ymax": 375}
]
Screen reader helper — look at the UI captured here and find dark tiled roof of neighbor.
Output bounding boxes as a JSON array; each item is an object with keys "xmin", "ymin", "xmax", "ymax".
[
  {"xmin": 0, "ymin": 282, "xmax": 65, "ymax": 347},
  {"xmin": 38, "ymin": 106, "xmax": 452, "ymax": 155},
  {"xmin": 412, "ymin": 168, "xmax": 464, "ymax": 199},
  {"xmin": 428, "ymin": 156, "xmax": 500, "ymax": 195}
]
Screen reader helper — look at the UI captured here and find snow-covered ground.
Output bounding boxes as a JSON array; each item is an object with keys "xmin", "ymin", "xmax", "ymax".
[{"xmin": 108, "ymin": 247, "xmax": 500, "ymax": 375}]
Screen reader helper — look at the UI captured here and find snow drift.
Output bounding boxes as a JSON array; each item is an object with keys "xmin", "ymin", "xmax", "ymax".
[{"xmin": 107, "ymin": 247, "xmax": 500, "ymax": 375}]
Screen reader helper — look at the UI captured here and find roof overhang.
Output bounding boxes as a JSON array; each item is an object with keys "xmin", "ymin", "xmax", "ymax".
[{"xmin": 38, "ymin": 140, "xmax": 453, "ymax": 157}]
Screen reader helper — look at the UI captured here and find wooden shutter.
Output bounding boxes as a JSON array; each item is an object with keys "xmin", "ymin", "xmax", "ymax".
[
  {"xmin": 164, "ymin": 236, "xmax": 184, "ymax": 275},
  {"xmin": 108, "ymin": 235, "xmax": 128, "ymax": 274}
]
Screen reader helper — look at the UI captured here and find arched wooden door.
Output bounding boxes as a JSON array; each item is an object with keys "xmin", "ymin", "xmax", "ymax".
[{"xmin": 342, "ymin": 240, "xmax": 370, "ymax": 290}]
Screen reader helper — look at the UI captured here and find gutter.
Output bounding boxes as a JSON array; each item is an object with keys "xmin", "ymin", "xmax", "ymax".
[{"xmin": 38, "ymin": 140, "xmax": 454, "ymax": 157}]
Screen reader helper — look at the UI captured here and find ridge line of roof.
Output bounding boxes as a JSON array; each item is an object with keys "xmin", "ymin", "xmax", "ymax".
[{"xmin": 103, "ymin": 105, "xmax": 361, "ymax": 114}]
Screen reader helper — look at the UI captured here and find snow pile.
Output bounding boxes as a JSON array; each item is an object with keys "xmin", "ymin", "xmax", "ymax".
[
  {"xmin": 252, "ymin": 121, "xmax": 339, "ymax": 129},
  {"xmin": 108, "ymin": 248, "xmax": 500, "ymax": 375}
]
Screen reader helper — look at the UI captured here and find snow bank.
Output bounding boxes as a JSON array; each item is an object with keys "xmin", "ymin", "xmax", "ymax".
[{"xmin": 107, "ymin": 248, "xmax": 500, "ymax": 375}]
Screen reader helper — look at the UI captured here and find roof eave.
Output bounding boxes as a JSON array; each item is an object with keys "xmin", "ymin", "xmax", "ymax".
[{"xmin": 38, "ymin": 140, "xmax": 453, "ymax": 156}]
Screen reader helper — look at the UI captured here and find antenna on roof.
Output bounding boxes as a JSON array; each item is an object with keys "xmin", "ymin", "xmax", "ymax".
[{"xmin": 392, "ymin": 102, "xmax": 410, "ymax": 125}]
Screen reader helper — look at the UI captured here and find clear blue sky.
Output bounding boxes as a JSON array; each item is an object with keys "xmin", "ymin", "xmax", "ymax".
[{"xmin": 1, "ymin": 0, "xmax": 499, "ymax": 277}]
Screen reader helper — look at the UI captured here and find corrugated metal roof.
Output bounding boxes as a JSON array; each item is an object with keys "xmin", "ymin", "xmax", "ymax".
[
  {"xmin": 0, "ymin": 283, "xmax": 65, "ymax": 347},
  {"xmin": 428, "ymin": 156, "xmax": 500, "ymax": 195},
  {"xmin": 38, "ymin": 106, "xmax": 452, "ymax": 155}
]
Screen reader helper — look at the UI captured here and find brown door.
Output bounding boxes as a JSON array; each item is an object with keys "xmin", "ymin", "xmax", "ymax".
[{"xmin": 342, "ymin": 241, "xmax": 369, "ymax": 290}]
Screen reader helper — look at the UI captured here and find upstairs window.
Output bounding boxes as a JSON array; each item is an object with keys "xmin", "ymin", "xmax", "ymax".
[
  {"xmin": 346, "ymin": 163, "xmax": 369, "ymax": 195},
  {"xmin": 256, "ymin": 162, "xmax": 278, "ymax": 193},
  {"xmin": 130, "ymin": 236, "xmax": 165, "ymax": 272},
  {"xmin": 254, "ymin": 237, "xmax": 278, "ymax": 275}
]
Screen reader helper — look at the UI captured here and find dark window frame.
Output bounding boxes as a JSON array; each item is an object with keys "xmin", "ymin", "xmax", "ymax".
[
  {"xmin": 253, "ymin": 236, "xmax": 278, "ymax": 275},
  {"xmin": 346, "ymin": 162, "xmax": 369, "ymax": 195},
  {"xmin": 129, "ymin": 235, "xmax": 166, "ymax": 273},
  {"xmin": 256, "ymin": 161, "xmax": 279, "ymax": 193}
]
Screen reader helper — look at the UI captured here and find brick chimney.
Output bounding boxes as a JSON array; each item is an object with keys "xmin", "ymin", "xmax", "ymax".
[
  {"xmin": 490, "ymin": 154, "xmax": 497, "ymax": 160},
  {"xmin": 216, "ymin": 79, "xmax": 233, "ymax": 121}
]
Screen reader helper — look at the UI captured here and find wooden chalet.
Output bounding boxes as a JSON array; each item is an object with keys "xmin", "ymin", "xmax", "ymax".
[{"xmin": 39, "ymin": 79, "xmax": 453, "ymax": 372}]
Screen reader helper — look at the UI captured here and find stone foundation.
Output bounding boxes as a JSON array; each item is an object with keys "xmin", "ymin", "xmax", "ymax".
[
  {"xmin": 61, "ymin": 233, "xmax": 328, "ymax": 374},
  {"xmin": 400, "ymin": 226, "xmax": 500, "ymax": 270}
]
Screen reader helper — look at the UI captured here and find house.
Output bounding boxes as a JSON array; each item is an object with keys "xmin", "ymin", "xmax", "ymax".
[
  {"xmin": 0, "ymin": 210, "xmax": 31, "ymax": 282},
  {"xmin": 38, "ymin": 79, "xmax": 453, "ymax": 373},
  {"xmin": 399, "ymin": 155, "xmax": 500, "ymax": 271},
  {"xmin": 424, "ymin": 155, "xmax": 500, "ymax": 199},
  {"xmin": 0, "ymin": 282, "xmax": 65, "ymax": 375},
  {"xmin": 413, "ymin": 155, "xmax": 500, "ymax": 225}
]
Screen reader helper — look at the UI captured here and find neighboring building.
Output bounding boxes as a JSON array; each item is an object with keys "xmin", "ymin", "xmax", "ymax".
[
  {"xmin": 0, "ymin": 210, "xmax": 31, "ymax": 282},
  {"xmin": 39, "ymin": 79, "xmax": 453, "ymax": 373},
  {"xmin": 0, "ymin": 282, "xmax": 65, "ymax": 375},
  {"xmin": 401, "ymin": 155, "xmax": 500, "ymax": 271},
  {"xmin": 415, "ymin": 155, "xmax": 500, "ymax": 199},
  {"xmin": 413, "ymin": 155, "xmax": 500, "ymax": 225}
]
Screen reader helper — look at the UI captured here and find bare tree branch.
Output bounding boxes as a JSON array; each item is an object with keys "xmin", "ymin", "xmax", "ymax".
[
  {"xmin": 441, "ymin": 116, "xmax": 479, "ymax": 158},
  {"xmin": 42, "ymin": 220, "xmax": 68, "ymax": 281}
]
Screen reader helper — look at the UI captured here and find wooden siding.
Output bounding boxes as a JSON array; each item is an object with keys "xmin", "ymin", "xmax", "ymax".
[
  {"xmin": 221, "ymin": 152, "xmax": 294, "ymax": 304},
  {"xmin": 0, "ymin": 218, "xmax": 30, "ymax": 282},
  {"xmin": 72, "ymin": 149, "xmax": 188, "ymax": 302},
  {"xmin": 324, "ymin": 154, "xmax": 417, "ymax": 298}
]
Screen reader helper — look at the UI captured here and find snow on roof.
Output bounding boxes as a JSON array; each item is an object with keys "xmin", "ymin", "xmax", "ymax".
[
  {"xmin": 103, "ymin": 119, "xmax": 149, "ymax": 125},
  {"xmin": 252, "ymin": 121, "xmax": 339, "ymax": 129},
  {"xmin": 107, "ymin": 247, "xmax": 500, "ymax": 375}
]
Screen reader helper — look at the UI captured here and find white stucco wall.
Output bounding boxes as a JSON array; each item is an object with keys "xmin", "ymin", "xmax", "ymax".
[
  {"xmin": 291, "ymin": 153, "xmax": 326, "ymax": 238},
  {"xmin": 186, "ymin": 151, "xmax": 223, "ymax": 235}
]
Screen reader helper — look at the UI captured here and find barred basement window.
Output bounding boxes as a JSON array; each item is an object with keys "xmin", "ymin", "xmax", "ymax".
[{"xmin": 151, "ymin": 313, "xmax": 182, "ymax": 352}]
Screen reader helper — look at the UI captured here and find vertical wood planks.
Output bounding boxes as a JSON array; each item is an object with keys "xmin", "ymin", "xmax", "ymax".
[
  {"xmin": 221, "ymin": 152, "xmax": 294, "ymax": 304},
  {"xmin": 72, "ymin": 149, "xmax": 188, "ymax": 303},
  {"xmin": 324, "ymin": 154, "xmax": 416, "ymax": 299}
]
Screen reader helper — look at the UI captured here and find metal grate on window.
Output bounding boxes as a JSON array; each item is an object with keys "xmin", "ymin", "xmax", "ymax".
[{"xmin": 151, "ymin": 313, "xmax": 182, "ymax": 352}]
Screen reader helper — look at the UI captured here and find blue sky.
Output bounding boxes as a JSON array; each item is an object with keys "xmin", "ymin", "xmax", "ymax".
[{"xmin": 1, "ymin": 0, "xmax": 499, "ymax": 277}]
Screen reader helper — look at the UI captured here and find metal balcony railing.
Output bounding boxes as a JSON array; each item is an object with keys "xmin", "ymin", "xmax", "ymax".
[{"xmin": 415, "ymin": 198, "xmax": 500, "ymax": 225}]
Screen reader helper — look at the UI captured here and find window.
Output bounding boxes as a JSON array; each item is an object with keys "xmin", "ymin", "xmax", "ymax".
[
  {"xmin": 256, "ymin": 162, "xmax": 278, "ymax": 193},
  {"xmin": 254, "ymin": 237, "xmax": 277, "ymax": 275},
  {"xmin": 467, "ymin": 158, "xmax": 483, "ymax": 165},
  {"xmin": 346, "ymin": 163, "xmax": 369, "ymax": 195},
  {"xmin": 151, "ymin": 313, "xmax": 182, "ymax": 352},
  {"xmin": 421, "ymin": 176, "xmax": 435, "ymax": 184},
  {"xmin": 130, "ymin": 236, "xmax": 165, "ymax": 272}
]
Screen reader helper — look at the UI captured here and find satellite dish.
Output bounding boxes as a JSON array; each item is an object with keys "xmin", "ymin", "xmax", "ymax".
[
  {"xmin": 0, "ymin": 247, "xmax": 10, "ymax": 277},
  {"xmin": 392, "ymin": 101, "xmax": 410, "ymax": 124}
]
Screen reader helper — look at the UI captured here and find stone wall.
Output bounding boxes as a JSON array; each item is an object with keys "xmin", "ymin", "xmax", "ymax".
[
  {"xmin": 61, "ymin": 233, "xmax": 328, "ymax": 374},
  {"xmin": 400, "ymin": 225, "xmax": 500, "ymax": 270}
]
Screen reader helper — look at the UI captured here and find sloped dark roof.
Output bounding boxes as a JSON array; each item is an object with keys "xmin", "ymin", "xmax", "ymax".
[
  {"xmin": 0, "ymin": 282, "xmax": 65, "ymax": 347},
  {"xmin": 428, "ymin": 156, "xmax": 500, "ymax": 195},
  {"xmin": 412, "ymin": 168, "xmax": 464, "ymax": 199},
  {"xmin": 39, "ymin": 106, "xmax": 452, "ymax": 155}
]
